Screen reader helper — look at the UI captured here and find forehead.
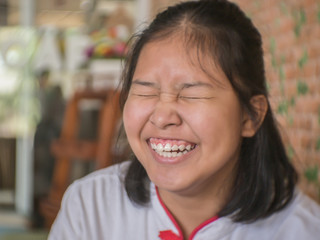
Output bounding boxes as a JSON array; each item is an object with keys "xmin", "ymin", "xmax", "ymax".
[
  {"xmin": 138, "ymin": 37, "xmax": 188, "ymax": 69},
  {"xmin": 135, "ymin": 35, "xmax": 228, "ymax": 88}
]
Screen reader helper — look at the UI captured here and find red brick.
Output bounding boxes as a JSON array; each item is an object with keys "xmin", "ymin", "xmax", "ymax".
[
  {"xmin": 277, "ymin": 18, "xmax": 295, "ymax": 33},
  {"xmin": 284, "ymin": 64, "xmax": 299, "ymax": 80},
  {"xmin": 301, "ymin": 61, "xmax": 317, "ymax": 78},
  {"xmin": 303, "ymin": 150, "xmax": 320, "ymax": 165},
  {"xmin": 285, "ymin": 81, "xmax": 297, "ymax": 98},
  {"xmin": 285, "ymin": 48, "xmax": 304, "ymax": 65},
  {"xmin": 305, "ymin": 25, "xmax": 320, "ymax": 40},
  {"xmin": 307, "ymin": 79, "xmax": 318, "ymax": 96},
  {"xmin": 307, "ymin": 41, "xmax": 320, "ymax": 60},
  {"xmin": 277, "ymin": 33, "xmax": 296, "ymax": 53},
  {"xmin": 316, "ymin": 60, "xmax": 320, "ymax": 76},
  {"xmin": 302, "ymin": 0, "xmax": 318, "ymax": 11},
  {"xmin": 300, "ymin": 131, "xmax": 313, "ymax": 149},
  {"xmin": 295, "ymin": 96, "xmax": 320, "ymax": 113},
  {"xmin": 292, "ymin": 114, "xmax": 313, "ymax": 130}
]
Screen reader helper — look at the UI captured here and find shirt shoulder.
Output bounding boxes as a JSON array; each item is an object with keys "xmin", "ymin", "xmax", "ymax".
[
  {"xmin": 62, "ymin": 160, "xmax": 131, "ymax": 205},
  {"xmin": 73, "ymin": 160, "xmax": 130, "ymax": 186},
  {"xmin": 48, "ymin": 161, "xmax": 135, "ymax": 240},
  {"xmin": 271, "ymin": 190, "xmax": 320, "ymax": 239},
  {"xmin": 230, "ymin": 190, "xmax": 320, "ymax": 240}
]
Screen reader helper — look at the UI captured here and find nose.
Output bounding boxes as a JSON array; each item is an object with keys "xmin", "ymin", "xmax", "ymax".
[{"xmin": 149, "ymin": 93, "xmax": 182, "ymax": 129}]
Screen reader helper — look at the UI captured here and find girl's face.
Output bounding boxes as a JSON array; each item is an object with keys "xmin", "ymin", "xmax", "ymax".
[{"xmin": 123, "ymin": 37, "xmax": 253, "ymax": 197}]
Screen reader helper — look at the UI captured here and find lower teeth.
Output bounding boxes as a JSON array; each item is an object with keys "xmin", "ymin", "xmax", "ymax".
[{"xmin": 155, "ymin": 150, "xmax": 189, "ymax": 158}]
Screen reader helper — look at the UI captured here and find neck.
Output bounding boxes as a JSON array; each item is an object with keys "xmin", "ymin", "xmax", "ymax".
[{"xmin": 158, "ymin": 182, "xmax": 231, "ymax": 239}]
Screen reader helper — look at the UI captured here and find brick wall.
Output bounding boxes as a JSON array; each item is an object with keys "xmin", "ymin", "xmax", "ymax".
[{"xmin": 231, "ymin": 0, "xmax": 320, "ymax": 202}]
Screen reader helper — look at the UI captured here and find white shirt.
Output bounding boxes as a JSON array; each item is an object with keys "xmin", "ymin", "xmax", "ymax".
[{"xmin": 48, "ymin": 161, "xmax": 320, "ymax": 240}]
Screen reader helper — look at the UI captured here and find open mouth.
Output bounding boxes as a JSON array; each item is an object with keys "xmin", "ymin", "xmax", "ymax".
[{"xmin": 148, "ymin": 137, "xmax": 197, "ymax": 158}]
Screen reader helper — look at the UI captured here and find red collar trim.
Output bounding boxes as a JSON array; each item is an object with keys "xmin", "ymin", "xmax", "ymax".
[
  {"xmin": 156, "ymin": 187, "xmax": 219, "ymax": 240},
  {"xmin": 159, "ymin": 230, "xmax": 182, "ymax": 240},
  {"xmin": 189, "ymin": 215, "xmax": 219, "ymax": 239},
  {"xmin": 156, "ymin": 187, "xmax": 183, "ymax": 239}
]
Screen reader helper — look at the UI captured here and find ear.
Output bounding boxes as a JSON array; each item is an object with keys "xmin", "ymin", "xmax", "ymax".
[{"xmin": 241, "ymin": 95, "xmax": 268, "ymax": 137}]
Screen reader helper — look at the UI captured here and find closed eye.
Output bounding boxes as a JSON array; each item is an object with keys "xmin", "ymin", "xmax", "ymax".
[
  {"xmin": 130, "ymin": 80, "xmax": 159, "ymax": 98},
  {"xmin": 133, "ymin": 93, "xmax": 158, "ymax": 98},
  {"xmin": 178, "ymin": 82, "xmax": 215, "ymax": 100},
  {"xmin": 178, "ymin": 95, "xmax": 214, "ymax": 100}
]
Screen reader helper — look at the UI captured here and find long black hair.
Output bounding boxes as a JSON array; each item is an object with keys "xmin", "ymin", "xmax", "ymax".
[{"xmin": 119, "ymin": 0, "xmax": 298, "ymax": 222}]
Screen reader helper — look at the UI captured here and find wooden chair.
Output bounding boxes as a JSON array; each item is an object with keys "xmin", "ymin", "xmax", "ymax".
[{"xmin": 39, "ymin": 89, "xmax": 121, "ymax": 228}]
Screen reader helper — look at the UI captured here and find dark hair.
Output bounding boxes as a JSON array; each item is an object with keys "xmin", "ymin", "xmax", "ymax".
[{"xmin": 120, "ymin": 0, "xmax": 297, "ymax": 222}]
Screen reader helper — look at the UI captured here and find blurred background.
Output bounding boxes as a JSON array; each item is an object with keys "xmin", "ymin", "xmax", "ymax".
[{"xmin": 0, "ymin": 0, "xmax": 319, "ymax": 239}]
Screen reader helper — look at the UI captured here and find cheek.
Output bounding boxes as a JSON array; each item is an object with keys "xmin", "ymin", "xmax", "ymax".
[
  {"xmin": 123, "ymin": 100, "xmax": 154, "ymax": 165},
  {"xmin": 123, "ymin": 99, "xmax": 152, "ymax": 140},
  {"xmin": 123, "ymin": 101, "xmax": 138, "ymax": 139},
  {"xmin": 185, "ymin": 104, "xmax": 243, "ymax": 145}
]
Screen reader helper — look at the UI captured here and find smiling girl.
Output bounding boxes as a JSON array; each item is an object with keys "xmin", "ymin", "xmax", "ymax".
[{"xmin": 49, "ymin": 1, "xmax": 320, "ymax": 239}]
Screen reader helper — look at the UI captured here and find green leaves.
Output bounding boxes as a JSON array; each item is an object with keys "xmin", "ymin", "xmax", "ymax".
[
  {"xmin": 286, "ymin": 144, "xmax": 295, "ymax": 160},
  {"xmin": 277, "ymin": 100, "xmax": 288, "ymax": 115},
  {"xmin": 316, "ymin": 137, "xmax": 320, "ymax": 151},
  {"xmin": 317, "ymin": 4, "xmax": 320, "ymax": 23},
  {"xmin": 293, "ymin": 8, "xmax": 306, "ymax": 37},
  {"xmin": 270, "ymin": 37, "xmax": 277, "ymax": 70},
  {"xmin": 279, "ymin": 1, "xmax": 289, "ymax": 15},
  {"xmin": 297, "ymin": 80, "xmax": 309, "ymax": 95},
  {"xmin": 304, "ymin": 166, "xmax": 319, "ymax": 183},
  {"xmin": 298, "ymin": 50, "xmax": 308, "ymax": 69}
]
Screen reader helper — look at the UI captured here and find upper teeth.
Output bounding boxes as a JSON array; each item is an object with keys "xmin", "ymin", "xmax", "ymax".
[{"xmin": 151, "ymin": 143, "xmax": 193, "ymax": 153}]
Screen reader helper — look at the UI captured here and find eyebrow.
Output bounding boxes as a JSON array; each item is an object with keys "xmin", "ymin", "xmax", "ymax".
[
  {"xmin": 132, "ymin": 79, "xmax": 159, "ymax": 88},
  {"xmin": 131, "ymin": 79, "xmax": 214, "ymax": 90},
  {"xmin": 180, "ymin": 82, "xmax": 213, "ymax": 89}
]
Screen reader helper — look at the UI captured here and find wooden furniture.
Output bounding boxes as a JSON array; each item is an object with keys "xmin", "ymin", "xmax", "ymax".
[
  {"xmin": 0, "ymin": 138, "xmax": 15, "ymax": 206},
  {"xmin": 40, "ymin": 89, "xmax": 121, "ymax": 228}
]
